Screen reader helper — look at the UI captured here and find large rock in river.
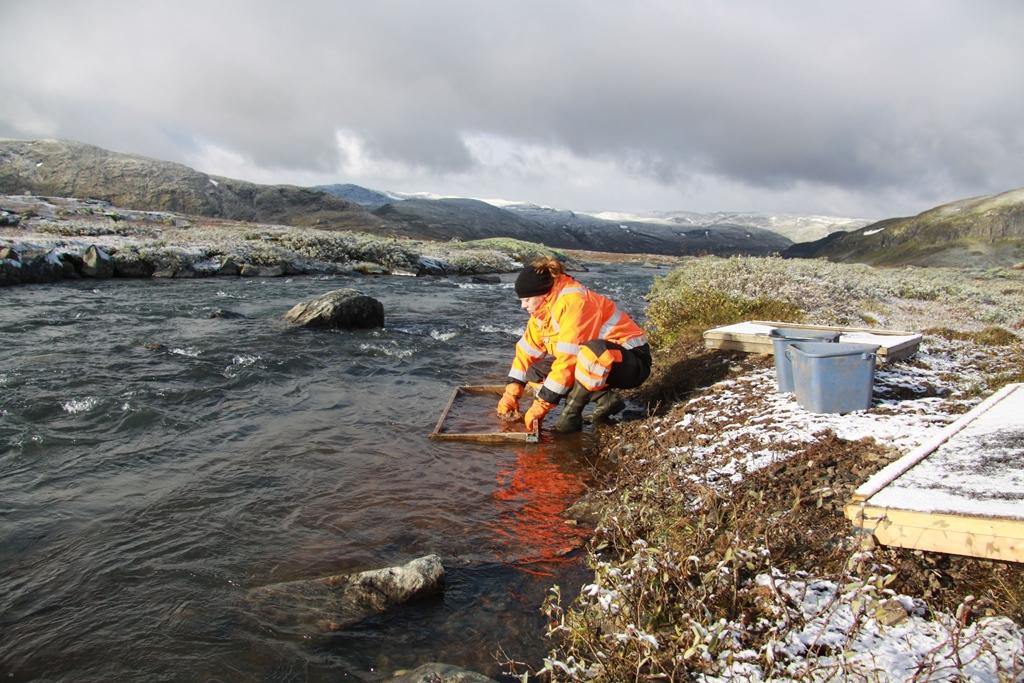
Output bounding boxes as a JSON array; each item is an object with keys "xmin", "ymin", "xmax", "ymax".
[
  {"xmin": 246, "ymin": 554, "xmax": 444, "ymax": 635},
  {"xmin": 284, "ymin": 288, "xmax": 384, "ymax": 329}
]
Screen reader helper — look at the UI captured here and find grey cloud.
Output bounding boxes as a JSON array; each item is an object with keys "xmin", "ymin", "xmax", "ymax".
[{"xmin": 2, "ymin": 0, "xmax": 1022, "ymax": 215}]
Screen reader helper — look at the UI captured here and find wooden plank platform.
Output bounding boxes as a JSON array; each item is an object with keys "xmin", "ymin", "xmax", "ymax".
[
  {"xmin": 703, "ymin": 320, "xmax": 922, "ymax": 362},
  {"xmin": 845, "ymin": 383, "xmax": 1024, "ymax": 563},
  {"xmin": 429, "ymin": 384, "xmax": 540, "ymax": 443}
]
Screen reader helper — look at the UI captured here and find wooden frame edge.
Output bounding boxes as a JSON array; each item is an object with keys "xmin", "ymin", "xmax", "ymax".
[{"xmin": 845, "ymin": 502, "xmax": 1024, "ymax": 563}]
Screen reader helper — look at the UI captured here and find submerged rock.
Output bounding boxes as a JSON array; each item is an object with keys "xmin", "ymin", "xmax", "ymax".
[
  {"xmin": 388, "ymin": 663, "xmax": 498, "ymax": 682},
  {"xmin": 284, "ymin": 288, "xmax": 384, "ymax": 329},
  {"xmin": 246, "ymin": 554, "xmax": 444, "ymax": 635},
  {"xmin": 208, "ymin": 309, "xmax": 246, "ymax": 319}
]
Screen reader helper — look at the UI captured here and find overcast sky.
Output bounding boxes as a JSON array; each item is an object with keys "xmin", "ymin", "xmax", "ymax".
[{"xmin": 2, "ymin": 1, "xmax": 1022, "ymax": 218}]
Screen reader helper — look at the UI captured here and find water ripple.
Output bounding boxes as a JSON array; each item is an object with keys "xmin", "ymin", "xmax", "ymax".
[{"xmin": 0, "ymin": 266, "xmax": 655, "ymax": 680}]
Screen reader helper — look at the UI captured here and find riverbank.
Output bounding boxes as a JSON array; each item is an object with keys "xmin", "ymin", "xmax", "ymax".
[
  {"xmin": 7, "ymin": 193, "xmax": 1024, "ymax": 680},
  {"xmin": 0, "ymin": 195, "xmax": 586, "ymax": 286},
  {"xmin": 535, "ymin": 257, "xmax": 1024, "ymax": 681}
]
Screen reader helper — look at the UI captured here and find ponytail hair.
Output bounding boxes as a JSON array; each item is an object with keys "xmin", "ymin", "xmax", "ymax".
[{"xmin": 529, "ymin": 256, "xmax": 565, "ymax": 279}]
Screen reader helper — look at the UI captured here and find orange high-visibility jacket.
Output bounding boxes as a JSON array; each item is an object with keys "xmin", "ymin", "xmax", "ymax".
[{"xmin": 507, "ymin": 274, "xmax": 647, "ymax": 404}]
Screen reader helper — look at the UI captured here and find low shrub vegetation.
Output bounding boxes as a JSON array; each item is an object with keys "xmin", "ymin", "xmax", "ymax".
[
  {"xmin": 646, "ymin": 283, "xmax": 802, "ymax": 348},
  {"xmin": 645, "ymin": 256, "xmax": 1024, "ymax": 348},
  {"xmin": 523, "ymin": 255, "xmax": 1024, "ymax": 682},
  {"xmin": 452, "ymin": 237, "xmax": 574, "ymax": 266}
]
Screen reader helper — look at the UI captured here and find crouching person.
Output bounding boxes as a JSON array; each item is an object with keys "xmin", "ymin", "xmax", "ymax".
[{"xmin": 496, "ymin": 257, "xmax": 652, "ymax": 433}]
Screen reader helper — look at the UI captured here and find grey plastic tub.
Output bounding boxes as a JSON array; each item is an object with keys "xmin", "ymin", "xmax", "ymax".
[
  {"xmin": 786, "ymin": 341, "xmax": 881, "ymax": 414},
  {"xmin": 769, "ymin": 328, "xmax": 841, "ymax": 393}
]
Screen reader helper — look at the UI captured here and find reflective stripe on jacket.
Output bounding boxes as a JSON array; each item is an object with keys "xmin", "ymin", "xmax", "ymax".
[
  {"xmin": 507, "ymin": 275, "xmax": 647, "ymax": 403},
  {"xmin": 574, "ymin": 344, "xmax": 623, "ymax": 391}
]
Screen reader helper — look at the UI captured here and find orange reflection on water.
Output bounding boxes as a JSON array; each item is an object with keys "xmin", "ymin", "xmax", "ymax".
[{"xmin": 486, "ymin": 444, "xmax": 591, "ymax": 577}]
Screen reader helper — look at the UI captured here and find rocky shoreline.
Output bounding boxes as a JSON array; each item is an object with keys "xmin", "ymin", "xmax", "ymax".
[{"xmin": 0, "ymin": 195, "xmax": 584, "ymax": 287}]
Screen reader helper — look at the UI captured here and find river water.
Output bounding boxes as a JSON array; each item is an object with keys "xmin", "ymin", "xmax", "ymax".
[{"xmin": 0, "ymin": 262, "xmax": 659, "ymax": 682}]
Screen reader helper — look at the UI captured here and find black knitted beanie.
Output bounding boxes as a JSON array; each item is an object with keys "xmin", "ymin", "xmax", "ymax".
[{"xmin": 514, "ymin": 264, "xmax": 554, "ymax": 298}]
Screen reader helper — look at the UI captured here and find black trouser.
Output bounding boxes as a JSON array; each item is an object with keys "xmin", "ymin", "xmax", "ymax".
[{"xmin": 526, "ymin": 342, "xmax": 652, "ymax": 392}]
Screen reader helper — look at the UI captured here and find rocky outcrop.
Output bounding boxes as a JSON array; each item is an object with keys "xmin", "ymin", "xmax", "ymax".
[
  {"xmin": 0, "ymin": 247, "xmax": 74, "ymax": 285},
  {"xmin": 0, "ymin": 254, "xmax": 23, "ymax": 284},
  {"xmin": 246, "ymin": 554, "xmax": 444, "ymax": 635},
  {"xmin": 283, "ymin": 289, "xmax": 385, "ymax": 329},
  {"xmin": 82, "ymin": 245, "xmax": 114, "ymax": 278},
  {"xmin": 415, "ymin": 255, "xmax": 453, "ymax": 276},
  {"xmin": 388, "ymin": 663, "xmax": 498, "ymax": 682},
  {"xmin": 0, "ymin": 195, "xmax": 582, "ymax": 288},
  {"xmin": 112, "ymin": 248, "xmax": 156, "ymax": 278}
]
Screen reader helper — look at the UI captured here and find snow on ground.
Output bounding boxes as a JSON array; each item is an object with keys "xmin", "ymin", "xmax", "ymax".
[
  {"xmin": 649, "ymin": 337, "xmax": 978, "ymax": 490},
  {"xmin": 698, "ymin": 573, "xmax": 1024, "ymax": 682},
  {"xmin": 603, "ymin": 336, "xmax": 1024, "ymax": 681}
]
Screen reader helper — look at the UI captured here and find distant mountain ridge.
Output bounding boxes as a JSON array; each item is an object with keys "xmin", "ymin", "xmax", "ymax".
[
  {"xmin": 497, "ymin": 202, "xmax": 793, "ymax": 255},
  {"xmin": 650, "ymin": 210, "xmax": 871, "ymax": 244},
  {"xmin": 0, "ymin": 138, "xmax": 865, "ymax": 258},
  {"xmin": 320, "ymin": 181, "xmax": 864, "ymax": 245},
  {"xmin": 0, "ymin": 139, "xmax": 389, "ymax": 232},
  {"xmin": 373, "ymin": 197, "xmax": 574, "ymax": 246},
  {"xmin": 784, "ymin": 188, "xmax": 1024, "ymax": 267},
  {"xmin": 317, "ymin": 184, "xmax": 799, "ymax": 255},
  {"xmin": 1, "ymin": 139, "xmax": 790, "ymax": 254}
]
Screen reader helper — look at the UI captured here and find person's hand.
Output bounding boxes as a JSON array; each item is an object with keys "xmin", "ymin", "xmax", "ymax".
[
  {"xmin": 524, "ymin": 399, "xmax": 555, "ymax": 431},
  {"xmin": 497, "ymin": 382, "xmax": 524, "ymax": 417}
]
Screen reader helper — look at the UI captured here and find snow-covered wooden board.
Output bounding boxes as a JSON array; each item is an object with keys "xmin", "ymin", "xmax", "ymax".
[
  {"xmin": 703, "ymin": 320, "xmax": 922, "ymax": 362},
  {"xmin": 845, "ymin": 383, "xmax": 1024, "ymax": 563}
]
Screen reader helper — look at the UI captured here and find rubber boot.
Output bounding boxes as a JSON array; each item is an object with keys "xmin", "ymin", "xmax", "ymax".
[
  {"xmin": 552, "ymin": 384, "xmax": 591, "ymax": 433},
  {"xmin": 591, "ymin": 389, "xmax": 626, "ymax": 422}
]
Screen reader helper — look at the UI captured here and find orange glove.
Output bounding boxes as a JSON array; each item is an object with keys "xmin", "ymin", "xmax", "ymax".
[
  {"xmin": 496, "ymin": 382, "xmax": 524, "ymax": 416},
  {"xmin": 523, "ymin": 399, "xmax": 555, "ymax": 431}
]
